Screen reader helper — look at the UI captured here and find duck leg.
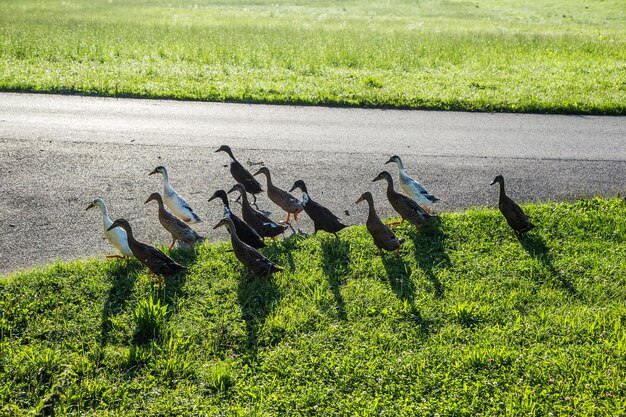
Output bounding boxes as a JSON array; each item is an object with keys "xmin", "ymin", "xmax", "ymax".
[
  {"xmin": 168, "ymin": 237, "xmax": 177, "ymax": 250},
  {"xmin": 386, "ymin": 219, "xmax": 404, "ymax": 227},
  {"xmin": 281, "ymin": 212, "xmax": 292, "ymax": 224},
  {"xmin": 106, "ymin": 254, "xmax": 126, "ymax": 259}
]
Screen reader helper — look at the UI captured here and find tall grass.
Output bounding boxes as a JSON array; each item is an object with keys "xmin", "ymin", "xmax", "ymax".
[{"xmin": 0, "ymin": 0, "xmax": 624, "ymax": 113}]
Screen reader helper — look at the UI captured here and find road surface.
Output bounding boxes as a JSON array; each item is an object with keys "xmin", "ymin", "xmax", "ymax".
[{"xmin": 1, "ymin": 92, "xmax": 625, "ymax": 274}]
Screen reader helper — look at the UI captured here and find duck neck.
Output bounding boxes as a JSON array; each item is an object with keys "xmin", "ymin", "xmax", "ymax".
[
  {"xmin": 154, "ymin": 196, "xmax": 167, "ymax": 213},
  {"xmin": 498, "ymin": 181, "xmax": 506, "ymax": 199},
  {"xmin": 121, "ymin": 224, "xmax": 135, "ymax": 242},
  {"xmin": 161, "ymin": 171, "xmax": 172, "ymax": 191},
  {"xmin": 365, "ymin": 198, "xmax": 379, "ymax": 222},
  {"xmin": 226, "ymin": 222, "xmax": 242, "ymax": 245},
  {"xmin": 221, "ymin": 196, "xmax": 232, "ymax": 217},
  {"xmin": 98, "ymin": 203, "xmax": 113, "ymax": 230},
  {"xmin": 395, "ymin": 158, "xmax": 405, "ymax": 170},
  {"xmin": 384, "ymin": 176, "xmax": 395, "ymax": 195},
  {"xmin": 261, "ymin": 171, "xmax": 272, "ymax": 187},
  {"xmin": 239, "ymin": 190, "xmax": 251, "ymax": 208}
]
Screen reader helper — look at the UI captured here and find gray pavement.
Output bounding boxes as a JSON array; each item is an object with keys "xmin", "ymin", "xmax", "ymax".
[{"xmin": 1, "ymin": 92, "xmax": 625, "ymax": 274}]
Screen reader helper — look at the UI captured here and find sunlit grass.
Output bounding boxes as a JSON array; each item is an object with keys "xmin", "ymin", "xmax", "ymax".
[
  {"xmin": 2, "ymin": 198, "xmax": 625, "ymax": 414},
  {"xmin": 0, "ymin": 0, "xmax": 624, "ymax": 113}
]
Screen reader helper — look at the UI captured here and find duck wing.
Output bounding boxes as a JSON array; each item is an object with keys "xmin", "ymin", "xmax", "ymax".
[
  {"xmin": 268, "ymin": 186, "xmax": 303, "ymax": 213},
  {"xmin": 305, "ymin": 198, "xmax": 347, "ymax": 234},
  {"xmin": 500, "ymin": 195, "xmax": 535, "ymax": 233},
  {"xmin": 134, "ymin": 241, "xmax": 186, "ymax": 276},
  {"xmin": 391, "ymin": 192, "xmax": 430, "ymax": 226},
  {"xmin": 232, "ymin": 213, "xmax": 266, "ymax": 249},
  {"xmin": 231, "ymin": 160, "xmax": 263, "ymax": 194},
  {"xmin": 367, "ymin": 217, "xmax": 401, "ymax": 251},
  {"xmin": 232, "ymin": 239, "xmax": 282, "ymax": 276},
  {"xmin": 400, "ymin": 172, "xmax": 439, "ymax": 203}
]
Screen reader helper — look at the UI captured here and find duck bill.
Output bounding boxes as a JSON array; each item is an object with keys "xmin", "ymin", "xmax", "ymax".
[
  {"xmin": 85, "ymin": 203, "xmax": 95, "ymax": 211},
  {"xmin": 148, "ymin": 168, "xmax": 158, "ymax": 176},
  {"xmin": 226, "ymin": 185, "xmax": 237, "ymax": 195},
  {"xmin": 106, "ymin": 224, "xmax": 116, "ymax": 232},
  {"xmin": 490, "ymin": 179, "xmax": 497, "ymax": 185},
  {"xmin": 288, "ymin": 183, "xmax": 298, "ymax": 193},
  {"xmin": 212, "ymin": 219, "xmax": 227, "ymax": 230},
  {"xmin": 355, "ymin": 196, "xmax": 365, "ymax": 204},
  {"xmin": 207, "ymin": 193, "xmax": 218, "ymax": 203},
  {"xmin": 143, "ymin": 197, "xmax": 153, "ymax": 204},
  {"xmin": 384, "ymin": 158, "xmax": 394, "ymax": 164},
  {"xmin": 252, "ymin": 169, "xmax": 262, "ymax": 177}
]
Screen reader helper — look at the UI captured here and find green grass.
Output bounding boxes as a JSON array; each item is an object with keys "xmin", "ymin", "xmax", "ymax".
[
  {"xmin": 0, "ymin": 0, "xmax": 624, "ymax": 114},
  {"xmin": 2, "ymin": 198, "xmax": 625, "ymax": 415}
]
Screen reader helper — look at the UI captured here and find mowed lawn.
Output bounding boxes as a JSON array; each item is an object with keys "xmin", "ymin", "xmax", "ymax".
[
  {"xmin": 1, "ymin": 199, "xmax": 625, "ymax": 415},
  {"xmin": 0, "ymin": 0, "xmax": 624, "ymax": 113}
]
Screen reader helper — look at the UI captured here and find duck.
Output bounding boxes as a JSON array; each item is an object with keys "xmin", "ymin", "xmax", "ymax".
[
  {"xmin": 490, "ymin": 175, "xmax": 535, "ymax": 234},
  {"xmin": 149, "ymin": 165, "xmax": 202, "ymax": 224},
  {"xmin": 356, "ymin": 192, "xmax": 405, "ymax": 256},
  {"xmin": 289, "ymin": 180, "xmax": 347, "ymax": 237},
  {"xmin": 106, "ymin": 218, "xmax": 186, "ymax": 284},
  {"xmin": 385, "ymin": 155, "xmax": 439, "ymax": 212},
  {"xmin": 215, "ymin": 145, "xmax": 263, "ymax": 206},
  {"xmin": 373, "ymin": 171, "xmax": 435, "ymax": 227},
  {"xmin": 86, "ymin": 198, "xmax": 133, "ymax": 259},
  {"xmin": 208, "ymin": 189, "xmax": 266, "ymax": 249},
  {"xmin": 253, "ymin": 167, "xmax": 304, "ymax": 228},
  {"xmin": 227, "ymin": 183, "xmax": 287, "ymax": 238},
  {"xmin": 213, "ymin": 217, "xmax": 283, "ymax": 276},
  {"xmin": 144, "ymin": 192, "xmax": 205, "ymax": 250}
]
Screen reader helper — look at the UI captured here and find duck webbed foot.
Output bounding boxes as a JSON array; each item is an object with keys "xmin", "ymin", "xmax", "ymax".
[{"xmin": 106, "ymin": 254, "xmax": 126, "ymax": 259}]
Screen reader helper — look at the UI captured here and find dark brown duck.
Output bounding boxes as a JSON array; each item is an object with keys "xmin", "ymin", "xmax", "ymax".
[
  {"xmin": 215, "ymin": 145, "xmax": 263, "ymax": 204},
  {"xmin": 356, "ymin": 192, "xmax": 405, "ymax": 255},
  {"xmin": 490, "ymin": 175, "xmax": 535, "ymax": 234},
  {"xmin": 213, "ymin": 217, "xmax": 283, "ymax": 276},
  {"xmin": 373, "ymin": 171, "xmax": 435, "ymax": 227},
  {"xmin": 227, "ymin": 183, "xmax": 287, "ymax": 238},
  {"xmin": 289, "ymin": 179, "xmax": 347, "ymax": 237},
  {"xmin": 208, "ymin": 189, "xmax": 266, "ymax": 249},
  {"xmin": 144, "ymin": 192, "xmax": 204, "ymax": 249}
]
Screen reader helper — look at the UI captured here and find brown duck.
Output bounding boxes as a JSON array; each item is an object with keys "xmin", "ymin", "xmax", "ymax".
[
  {"xmin": 227, "ymin": 183, "xmax": 287, "ymax": 238},
  {"xmin": 373, "ymin": 171, "xmax": 435, "ymax": 227},
  {"xmin": 490, "ymin": 175, "xmax": 535, "ymax": 234},
  {"xmin": 253, "ymin": 167, "xmax": 304, "ymax": 226},
  {"xmin": 144, "ymin": 192, "xmax": 205, "ymax": 250},
  {"xmin": 215, "ymin": 145, "xmax": 263, "ymax": 205},
  {"xmin": 208, "ymin": 189, "xmax": 266, "ymax": 249},
  {"xmin": 356, "ymin": 192, "xmax": 405, "ymax": 255},
  {"xmin": 106, "ymin": 219, "xmax": 186, "ymax": 283},
  {"xmin": 213, "ymin": 217, "xmax": 283, "ymax": 276},
  {"xmin": 289, "ymin": 180, "xmax": 347, "ymax": 237}
]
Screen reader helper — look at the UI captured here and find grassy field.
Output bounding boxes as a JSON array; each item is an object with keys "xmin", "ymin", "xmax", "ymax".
[
  {"xmin": 0, "ymin": 0, "xmax": 624, "ymax": 114},
  {"xmin": 1, "ymin": 198, "xmax": 625, "ymax": 415}
]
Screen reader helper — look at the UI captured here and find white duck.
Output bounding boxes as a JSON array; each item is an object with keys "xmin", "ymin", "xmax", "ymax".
[
  {"xmin": 385, "ymin": 155, "xmax": 439, "ymax": 211},
  {"xmin": 149, "ymin": 166, "xmax": 202, "ymax": 224},
  {"xmin": 86, "ymin": 198, "xmax": 133, "ymax": 258}
]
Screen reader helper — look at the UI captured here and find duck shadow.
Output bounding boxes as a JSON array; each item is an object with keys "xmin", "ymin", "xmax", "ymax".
[
  {"xmin": 516, "ymin": 233, "xmax": 577, "ymax": 297},
  {"xmin": 380, "ymin": 254, "xmax": 434, "ymax": 335},
  {"xmin": 99, "ymin": 259, "xmax": 143, "ymax": 346},
  {"xmin": 236, "ymin": 272, "xmax": 281, "ymax": 351},
  {"xmin": 320, "ymin": 237, "xmax": 350, "ymax": 321},
  {"xmin": 408, "ymin": 219, "xmax": 449, "ymax": 299}
]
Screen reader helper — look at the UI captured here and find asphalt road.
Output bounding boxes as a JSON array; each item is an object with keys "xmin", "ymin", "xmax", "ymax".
[{"xmin": 1, "ymin": 92, "xmax": 625, "ymax": 274}]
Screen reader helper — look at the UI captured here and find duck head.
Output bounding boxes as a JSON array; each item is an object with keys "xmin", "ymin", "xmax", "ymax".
[
  {"xmin": 149, "ymin": 165, "xmax": 167, "ymax": 176},
  {"xmin": 212, "ymin": 216, "xmax": 235, "ymax": 230},
  {"xmin": 208, "ymin": 190, "xmax": 228, "ymax": 205},
  {"xmin": 289, "ymin": 180, "xmax": 307, "ymax": 193},
  {"xmin": 372, "ymin": 171, "xmax": 392, "ymax": 183},
  {"xmin": 85, "ymin": 198, "xmax": 105, "ymax": 211},
  {"xmin": 215, "ymin": 145, "xmax": 234, "ymax": 158},
  {"xmin": 490, "ymin": 175, "xmax": 504, "ymax": 186},
  {"xmin": 384, "ymin": 155, "xmax": 402, "ymax": 167},
  {"xmin": 227, "ymin": 183, "xmax": 246, "ymax": 195},
  {"xmin": 253, "ymin": 167, "xmax": 270, "ymax": 177},
  {"xmin": 107, "ymin": 218, "xmax": 131, "ymax": 233},
  {"xmin": 144, "ymin": 192, "xmax": 163, "ymax": 205},
  {"xmin": 355, "ymin": 191, "xmax": 373, "ymax": 205}
]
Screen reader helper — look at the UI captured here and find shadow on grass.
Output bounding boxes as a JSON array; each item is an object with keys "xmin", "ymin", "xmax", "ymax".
[
  {"xmin": 236, "ymin": 271, "xmax": 281, "ymax": 351},
  {"xmin": 99, "ymin": 259, "xmax": 142, "ymax": 346},
  {"xmin": 516, "ymin": 233, "xmax": 578, "ymax": 297},
  {"xmin": 408, "ymin": 219, "xmax": 449, "ymax": 299},
  {"xmin": 320, "ymin": 237, "xmax": 349, "ymax": 321}
]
